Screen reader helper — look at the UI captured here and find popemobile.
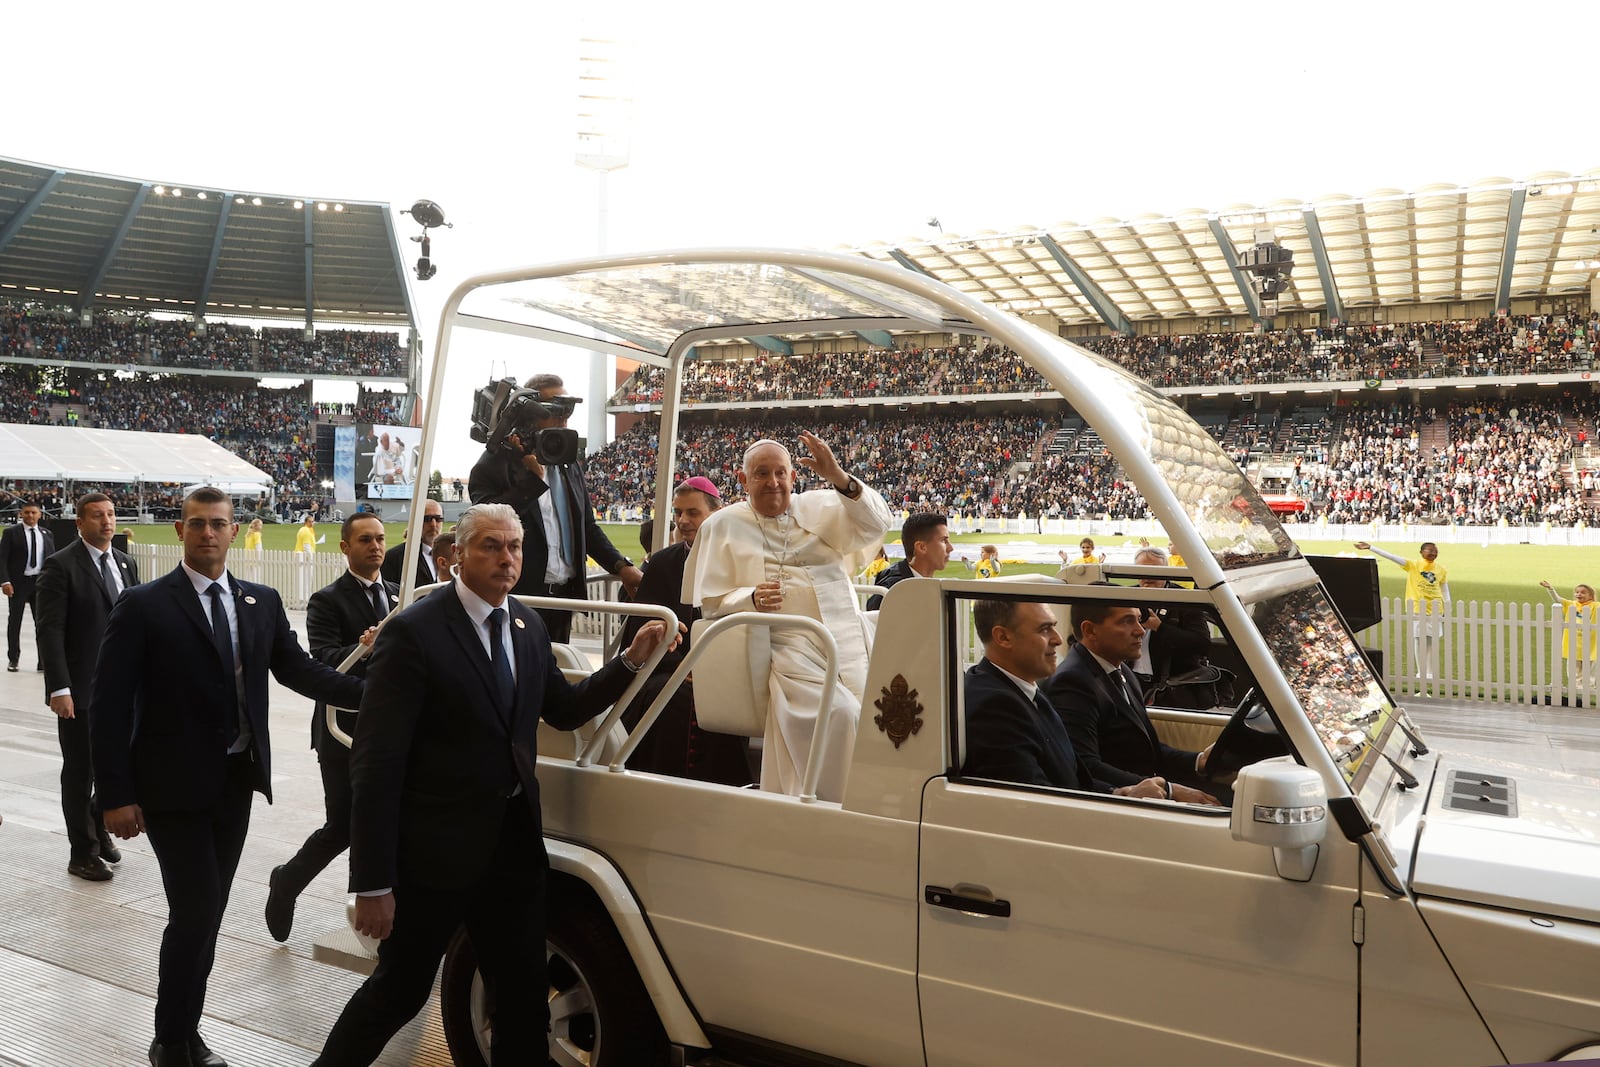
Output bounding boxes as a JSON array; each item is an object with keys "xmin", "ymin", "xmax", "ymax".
[{"xmin": 325, "ymin": 248, "xmax": 1600, "ymax": 1067}]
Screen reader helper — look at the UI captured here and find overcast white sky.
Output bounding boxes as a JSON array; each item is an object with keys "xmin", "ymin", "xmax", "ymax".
[{"xmin": 8, "ymin": 0, "xmax": 1599, "ymax": 477}]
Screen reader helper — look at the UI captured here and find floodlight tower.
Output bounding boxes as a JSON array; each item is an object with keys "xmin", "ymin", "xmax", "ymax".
[{"xmin": 576, "ymin": 34, "xmax": 632, "ymax": 455}]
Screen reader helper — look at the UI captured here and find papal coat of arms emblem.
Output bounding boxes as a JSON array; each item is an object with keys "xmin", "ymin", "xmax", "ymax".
[{"xmin": 873, "ymin": 674, "xmax": 923, "ymax": 749}]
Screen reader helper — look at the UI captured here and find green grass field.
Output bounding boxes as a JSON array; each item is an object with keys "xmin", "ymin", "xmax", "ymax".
[{"xmin": 128, "ymin": 520, "xmax": 1600, "ymax": 609}]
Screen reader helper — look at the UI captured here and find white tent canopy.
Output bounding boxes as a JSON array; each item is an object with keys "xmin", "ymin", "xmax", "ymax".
[{"xmin": 0, "ymin": 424, "xmax": 271, "ymax": 486}]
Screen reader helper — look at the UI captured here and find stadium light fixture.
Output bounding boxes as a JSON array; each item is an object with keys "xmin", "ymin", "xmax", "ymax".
[
  {"xmin": 293, "ymin": 200, "xmax": 304, "ymax": 210},
  {"xmin": 317, "ymin": 202, "xmax": 328, "ymax": 211},
  {"xmin": 252, "ymin": 196, "xmax": 263, "ymax": 206},
  {"xmin": 171, "ymin": 188, "xmax": 182, "ymax": 197}
]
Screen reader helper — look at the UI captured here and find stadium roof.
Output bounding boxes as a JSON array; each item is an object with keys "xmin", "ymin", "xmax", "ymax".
[
  {"xmin": 0, "ymin": 155, "xmax": 415, "ymax": 328},
  {"xmin": 855, "ymin": 169, "xmax": 1600, "ymax": 332},
  {"xmin": 0, "ymin": 424, "xmax": 271, "ymax": 485}
]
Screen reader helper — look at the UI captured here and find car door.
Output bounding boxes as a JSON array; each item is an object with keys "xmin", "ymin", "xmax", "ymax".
[{"xmin": 917, "ymin": 776, "xmax": 1361, "ymax": 1067}]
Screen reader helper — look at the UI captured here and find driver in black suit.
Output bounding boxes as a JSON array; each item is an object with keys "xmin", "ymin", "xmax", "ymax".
[
  {"xmin": 312, "ymin": 502, "xmax": 679, "ymax": 1066},
  {"xmin": 1044, "ymin": 598, "xmax": 1222, "ymax": 806},
  {"xmin": 964, "ymin": 600, "xmax": 1169, "ymax": 798}
]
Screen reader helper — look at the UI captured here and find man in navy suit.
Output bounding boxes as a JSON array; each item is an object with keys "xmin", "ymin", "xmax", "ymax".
[
  {"xmin": 36, "ymin": 492, "xmax": 140, "ymax": 882},
  {"xmin": 1, "ymin": 501, "xmax": 55, "ymax": 671},
  {"xmin": 379, "ymin": 498, "xmax": 443, "ymax": 590},
  {"xmin": 266, "ymin": 513, "xmax": 397, "ymax": 942},
  {"xmin": 92, "ymin": 486, "xmax": 364, "ymax": 1067},
  {"xmin": 1044, "ymin": 599, "xmax": 1221, "ymax": 806},
  {"xmin": 964, "ymin": 599, "xmax": 1170, "ymax": 799},
  {"xmin": 312, "ymin": 502, "xmax": 677, "ymax": 1066}
]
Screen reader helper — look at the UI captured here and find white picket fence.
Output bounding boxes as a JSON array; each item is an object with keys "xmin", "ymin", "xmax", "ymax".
[{"xmin": 1362, "ymin": 598, "xmax": 1600, "ymax": 706}]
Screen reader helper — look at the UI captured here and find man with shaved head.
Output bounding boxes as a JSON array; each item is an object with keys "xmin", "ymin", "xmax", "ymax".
[{"xmin": 685, "ymin": 432, "xmax": 891, "ymax": 801}]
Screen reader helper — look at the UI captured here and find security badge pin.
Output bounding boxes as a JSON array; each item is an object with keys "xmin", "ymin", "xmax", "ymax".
[
  {"xmin": 513, "ymin": 618, "xmax": 526, "ymax": 629},
  {"xmin": 243, "ymin": 595, "xmax": 257, "ymax": 605}
]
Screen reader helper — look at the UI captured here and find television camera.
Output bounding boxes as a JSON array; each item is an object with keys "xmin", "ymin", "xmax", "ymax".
[{"xmin": 469, "ymin": 377, "xmax": 583, "ymax": 465}]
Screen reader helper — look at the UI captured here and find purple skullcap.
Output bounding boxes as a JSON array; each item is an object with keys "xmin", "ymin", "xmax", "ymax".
[{"xmin": 677, "ymin": 476, "xmax": 721, "ymax": 500}]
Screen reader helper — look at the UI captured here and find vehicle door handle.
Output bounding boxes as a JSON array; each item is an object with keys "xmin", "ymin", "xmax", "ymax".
[{"xmin": 924, "ymin": 884, "xmax": 1011, "ymax": 918}]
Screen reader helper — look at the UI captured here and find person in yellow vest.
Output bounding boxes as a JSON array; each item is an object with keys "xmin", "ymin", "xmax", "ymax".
[
  {"xmin": 975, "ymin": 545, "xmax": 1002, "ymax": 579},
  {"xmin": 1538, "ymin": 579, "xmax": 1597, "ymax": 705},
  {"xmin": 243, "ymin": 518, "xmax": 264, "ymax": 552},
  {"xmin": 1354, "ymin": 541, "xmax": 1449, "ymax": 679},
  {"xmin": 861, "ymin": 546, "xmax": 891, "ymax": 583},
  {"xmin": 294, "ymin": 515, "xmax": 317, "ymax": 555},
  {"xmin": 1070, "ymin": 537, "xmax": 1105, "ymax": 566}
]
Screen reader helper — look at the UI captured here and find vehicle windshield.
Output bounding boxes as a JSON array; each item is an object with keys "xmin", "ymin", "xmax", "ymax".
[
  {"xmin": 1249, "ymin": 581, "xmax": 1416, "ymax": 796},
  {"xmin": 1041, "ymin": 335, "xmax": 1301, "ymax": 569}
]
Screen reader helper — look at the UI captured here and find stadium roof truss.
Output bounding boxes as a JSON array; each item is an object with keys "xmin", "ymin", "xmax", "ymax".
[
  {"xmin": 0, "ymin": 155, "xmax": 416, "ymax": 329},
  {"xmin": 857, "ymin": 171, "xmax": 1600, "ymax": 334}
]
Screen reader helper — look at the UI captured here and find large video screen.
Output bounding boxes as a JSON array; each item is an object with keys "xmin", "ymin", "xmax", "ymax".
[{"xmin": 351, "ymin": 423, "xmax": 418, "ymax": 500}]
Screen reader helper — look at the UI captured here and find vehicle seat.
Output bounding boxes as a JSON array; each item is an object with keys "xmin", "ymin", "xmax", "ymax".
[
  {"xmin": 687, "ymin": 619, "xmax": 770, "ymax": 740},
  {"xmin": 536, "ymin": 643, "xmax": 626, "ymax": 762}
]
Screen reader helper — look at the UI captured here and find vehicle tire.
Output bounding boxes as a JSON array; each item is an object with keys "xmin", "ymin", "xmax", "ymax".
[{"xmin": 440, "ymin": 897, "xmax": 670, "ymax": 1067}]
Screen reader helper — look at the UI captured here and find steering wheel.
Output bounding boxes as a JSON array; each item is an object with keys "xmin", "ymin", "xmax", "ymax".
[{"xmin": 1205, "ymin": 687, "xmax": 1289, "ymax": 779}]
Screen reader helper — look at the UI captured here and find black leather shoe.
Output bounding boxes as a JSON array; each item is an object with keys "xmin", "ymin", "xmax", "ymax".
[
  {"xmin": 188, "ymin": 1031, "xmax": 228, "ymax": 1067},
  {"xmin": 5, "ymin": 663, "xmax": 16, "ymax": 673},
  {"xmin": 148, "ymin": 1039, "xmax": 194, "ymax": 1066},
  {"xmin": 68, "ymin": 856, "xmax": 113, "ymax": 882},
  {"xmin": 264, "ymin": 864, "xmax": 294, "ymax": 943},
  {"xmin": 97, "ymin": 833, "xmax": 122, "ymax": 864}
]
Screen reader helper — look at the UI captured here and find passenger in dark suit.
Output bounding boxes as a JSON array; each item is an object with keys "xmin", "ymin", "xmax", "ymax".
[
  {"xmin": 963, "ymin": 600, "xmax": 1169, "ymax": 797},
  {"xmin": 91, "ymin": 486, "xmax": 364, "ymax": 1067},
  {"xmin": 1044, "ymin": 598, "xmax": 1222, "ymax": 806},
  {"xmin": 468, "ymin": 373, "xmax": 641, "ymax": 641},
  {"xmin": 312, "ymin": 502, "xmax": 678, "ymax": 1066},
  {"xmin": 378, "ymin": 498, "xmax": 442, "ymax": 590},
  {"xmin": 619, "ymin": 478, "xmax": 749, "ymax": 785},
  {"xmin": 266, "ymin": 513, "xmax": 397, "ymax": 942},
  {"xmin": 1, "ymin": 502, "xmax": 55, "ymax": 671},
  {"xmin": 865, "ymin": 512, "xmax": 953, "ymax": 611},
  {"xmin": 35, "ymin": 492, "xmax": 139, "ymax": 881}
]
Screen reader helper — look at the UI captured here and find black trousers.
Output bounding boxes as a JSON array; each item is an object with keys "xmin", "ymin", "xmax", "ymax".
[
  {"xmin": 277, "ymin": 726, "xmax": 353, "ymax": 898},
  {"xmin": 313, "ymin": 796, "xmax": 547, "ymax": 1066},
  {"xmin": 6, "ymin": 573, "xmax": 38, "ymax": 665},
  {"xmin": 142, "ymin": 751, "xmax": 255, "ymax": 1044},
  {"xmin": 57, "ymin": 711, "xmax": 104, "ymax": 861}
]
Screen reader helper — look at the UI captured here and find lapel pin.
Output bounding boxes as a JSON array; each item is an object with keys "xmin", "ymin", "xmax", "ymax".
[
  {"xmin": 243, "ymin": 595, "xmax": 257, "ymax": 605},
  {"xmin": 514, "ymin": 618, "xmax": 526, "ymax": 629},
  {"xmin": 389, "ymin": 593, "xmax": 399, "ymax": 602}
]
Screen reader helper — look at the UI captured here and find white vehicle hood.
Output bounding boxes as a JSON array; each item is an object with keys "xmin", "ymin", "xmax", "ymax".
[{"xmin": 1410, "ymin": 753, "xmax": 1600, "ymax": 924}]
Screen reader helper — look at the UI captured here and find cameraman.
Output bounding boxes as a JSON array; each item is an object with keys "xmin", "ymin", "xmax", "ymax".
[{"xmin": 468, "ymin": 374, "xmax": 641, "ymax": 641}]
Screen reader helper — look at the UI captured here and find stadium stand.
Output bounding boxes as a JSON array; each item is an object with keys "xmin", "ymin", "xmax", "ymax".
[{"xmin": 2, "ymin": 305, "xmax": 406, "ymax": 378}]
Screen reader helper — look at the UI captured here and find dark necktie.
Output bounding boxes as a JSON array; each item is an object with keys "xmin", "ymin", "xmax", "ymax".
[
  {"xmin": 99, "ymin": 551, "xmax": 120, "ymax": 602},
  {"xmin": 548, "ymin": 467, "xmax": 579, "ymax": 572},
  {"xmin": 488, "ymin": 607, "xmax": 515, "ymax": 715},
  {"xmin": 369, "ymin": 582, "xmax": 388, "ymax": 621},
  {"xmin": 207, "ymin": 582, "xmax": 240, "ymax": 746},
  {"xmin": 1110, "ymin": 668, "xmax": 1135, "ymax": 711},
  {"xmin": 26, "ymin": 527, "xmax": 37, "ymax": 570}
]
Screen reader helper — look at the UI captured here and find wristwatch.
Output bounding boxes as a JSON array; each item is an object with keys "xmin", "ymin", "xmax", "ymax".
[
  {"xmin": 834, "ymin": 476, "xmax": 863, "ymax": 500},
  {"xmin": 609, "ymin": 557, "xmax": 635, "ymax": 575}
]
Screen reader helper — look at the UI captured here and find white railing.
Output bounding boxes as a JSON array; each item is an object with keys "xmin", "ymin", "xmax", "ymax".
[
  {"xmin": 129, "ymin": 543, "xmax": 627, "ymax": 650},
  {"xmin": 1362, "ymin": 598, "xmax": 1599, "ymax": 706},
  {"xmin": 129, "ymin": 544, "xmax": 349, "ymax": 609}
]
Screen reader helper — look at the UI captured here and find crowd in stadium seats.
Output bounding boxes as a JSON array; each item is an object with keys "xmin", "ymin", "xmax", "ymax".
[
  {"xmin": 588, "ymin": 391, "xmax": 1600, "ymax": 527},
  {"xmin": 614, "ymin": 315, "xmax": 1600, "ymax": 405},
  {"xmin": 1287, "ymin": 397, "xmax": 1600, "ymax": 526},
  {"xmin": 1, "ymin": 305, "xmax": 406, "ymax": 377}
]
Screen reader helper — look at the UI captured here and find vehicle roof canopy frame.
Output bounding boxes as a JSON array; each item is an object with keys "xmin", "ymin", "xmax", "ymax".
[{"xmin": 417, "ymin": 248, "xmax": 1346, "ymax": 797}]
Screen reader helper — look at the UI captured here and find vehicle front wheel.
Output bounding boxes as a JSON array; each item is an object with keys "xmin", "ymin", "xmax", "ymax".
[{"xmin": 439, "ymin": 898, "xmax": 669, "ymax": 1067}]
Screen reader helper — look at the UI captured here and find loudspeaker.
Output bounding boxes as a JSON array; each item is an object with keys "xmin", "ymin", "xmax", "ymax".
[{"xmin": 1306, "ymin": 554, "xmax": 1382, "ymax": 634}]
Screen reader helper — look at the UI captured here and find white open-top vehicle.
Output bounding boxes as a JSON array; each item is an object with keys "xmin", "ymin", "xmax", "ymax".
[{"xmin": 344, "ymin": 249, "xmax": 1600, "ymax": 1067}]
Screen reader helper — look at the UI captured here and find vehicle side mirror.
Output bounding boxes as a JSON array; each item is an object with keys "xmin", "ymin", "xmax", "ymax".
[{"xmin": 1230, "ymin": 757, "xmax": 1328, "ymax": 882}]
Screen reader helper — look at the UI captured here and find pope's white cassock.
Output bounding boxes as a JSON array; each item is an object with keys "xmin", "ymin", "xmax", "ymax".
[{"xmin": 683, "ymin": 478, "xmax": 891, "ymax": 802}]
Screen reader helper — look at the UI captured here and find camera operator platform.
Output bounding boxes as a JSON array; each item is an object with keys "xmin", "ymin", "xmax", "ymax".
[{"xmin": 467, "ymin": 373, "xmax": 642, "ymax": 642}]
